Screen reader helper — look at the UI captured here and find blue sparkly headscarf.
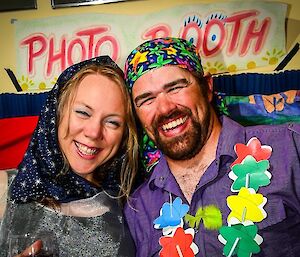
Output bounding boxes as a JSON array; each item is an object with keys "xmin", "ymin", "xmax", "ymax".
[{"xmin": 11, "ymin": 56, "xmax": 123, "ymax": 203}]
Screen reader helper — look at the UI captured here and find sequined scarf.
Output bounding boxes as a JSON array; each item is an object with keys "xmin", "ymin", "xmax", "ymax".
[{"xmin": 11, "ymin": 56, "xmax": 123, "ymax": 203}]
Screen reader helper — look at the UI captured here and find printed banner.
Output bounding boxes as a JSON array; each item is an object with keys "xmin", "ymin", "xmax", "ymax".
[{"xmin": 15, "ymin": 2, "xmax": 287, "ymax": 91}]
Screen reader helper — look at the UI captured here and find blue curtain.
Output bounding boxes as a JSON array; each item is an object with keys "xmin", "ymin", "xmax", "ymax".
[
  {"xmin": 0, "ymin": 92, "xmax": 48, "ymax": 119},
  {"xmin": 213, "ymin": 70, "xmax": 300, "ymax": 126},
  {"xmin": 213, "ymin": 69, "xmax": 300, "ymax": 95}
]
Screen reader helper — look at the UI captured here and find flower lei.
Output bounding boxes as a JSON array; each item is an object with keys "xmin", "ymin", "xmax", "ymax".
[
  {"xmin": 218, "ymin": 137, "xmax": 272, "ymax": 257},
  {"xmin": 153, "ymin": 137, "xmax": 272, "ymax": 257}
]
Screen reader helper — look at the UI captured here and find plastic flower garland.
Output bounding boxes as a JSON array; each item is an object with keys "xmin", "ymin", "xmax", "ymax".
[
  {"xmin": 153, "ymin": 191, "xmax": 222, "ymax": 256},
  {"xmin": 218, "ymin": 137, "xmax": 272, "ymax": 257},
  {"xmin": 153, "ymin": 137, "xmax": 272, "ymax": 257}
]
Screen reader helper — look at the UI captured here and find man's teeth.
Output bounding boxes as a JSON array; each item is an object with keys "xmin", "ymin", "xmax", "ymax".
[
  {"xmin": 76, "ymin": 142, "xmax": 97, "ymax": 155},
  {"xmin": 162, "ymin": 116, "xmax": 188, "ymax": 131}
]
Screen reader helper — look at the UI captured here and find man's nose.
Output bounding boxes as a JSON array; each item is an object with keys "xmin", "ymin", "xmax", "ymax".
[{"xmin": 156, "ymin": 92, "xmax": 176, "ymax": 115}]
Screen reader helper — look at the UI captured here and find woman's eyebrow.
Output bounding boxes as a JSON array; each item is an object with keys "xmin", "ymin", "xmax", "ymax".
[{"xmin": 74, "ymin": 101, "xmax": 93, "ymax": 110}]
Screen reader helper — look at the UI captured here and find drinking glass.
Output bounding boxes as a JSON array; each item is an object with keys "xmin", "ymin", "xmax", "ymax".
[{"xmin": 8, "ymin": 231, "xmax": 58, "ymax": 257}]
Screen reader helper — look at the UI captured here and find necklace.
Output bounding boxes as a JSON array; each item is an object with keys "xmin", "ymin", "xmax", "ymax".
[
  {"xmin": 152, "ymin": 137, "xmax": 272, "ymax": 257},
  {"xmin": 218, "ymin": 137, "xmax": 272, "ymax": 257}
]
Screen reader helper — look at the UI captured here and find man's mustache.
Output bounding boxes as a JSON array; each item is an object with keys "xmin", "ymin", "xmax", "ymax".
[{"xmin": 154, "ymin": 108, "xmax": 192, "ymax": 128}]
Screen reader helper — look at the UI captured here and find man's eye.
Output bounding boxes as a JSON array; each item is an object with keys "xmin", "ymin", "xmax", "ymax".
[
  {"xmin": 137, "ymin": 97, "xmax": 155, "ymax": 107},
  {"xmin": 167, "ymin": 84, "xmax": 187, "ymax": 94}
]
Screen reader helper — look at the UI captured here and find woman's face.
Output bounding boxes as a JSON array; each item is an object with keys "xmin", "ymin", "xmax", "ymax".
[{"xmin": 58, "ymin": 73, "xmax": 126, "ymax": 183}]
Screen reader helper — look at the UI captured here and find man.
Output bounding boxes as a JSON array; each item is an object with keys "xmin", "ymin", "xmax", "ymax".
[{"xmin": 124, "ymin": 37, "xmax": 300, "ymax": 257}]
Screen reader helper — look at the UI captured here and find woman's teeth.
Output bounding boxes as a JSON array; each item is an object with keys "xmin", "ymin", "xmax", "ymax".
[{"xmin": 75, "ymin": 142, "xmax": 98, "ymax": 155}]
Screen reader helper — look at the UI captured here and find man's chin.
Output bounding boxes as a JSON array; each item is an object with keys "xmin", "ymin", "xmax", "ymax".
[
  {"xmin": 157, "ymin": 140, "xmax": 188, "ymax": 160},
  {"xmin": 155, "ymin": 131, "xmax": 203, "ymax": 160}
]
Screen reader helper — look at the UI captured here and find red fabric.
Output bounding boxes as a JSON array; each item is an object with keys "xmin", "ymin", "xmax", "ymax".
[{"xmin": 0, "ymin": 116, "xmax": 39, "ymax": 169}]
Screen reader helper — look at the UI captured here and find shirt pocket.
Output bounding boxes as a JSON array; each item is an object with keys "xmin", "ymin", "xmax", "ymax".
[
  {"xmin": 257, "ymin": 198, "xmax": 286, "ymax": 230},
  {"xmin": 149, "ymin": 230, "xmax": 163, "ymax": 257},
  {"xmin": 256, "ymin": 197, "xmax": 300, "ymax": 256}
]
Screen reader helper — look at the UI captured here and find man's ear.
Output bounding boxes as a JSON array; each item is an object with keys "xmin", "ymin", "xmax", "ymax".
[
  {"xmin": 204, "ymin": 72, "xmax": 213, "ymax": 91},
  {"xmin": 204, "ymin": 72, "xmax": 214, "ymax": 101}
]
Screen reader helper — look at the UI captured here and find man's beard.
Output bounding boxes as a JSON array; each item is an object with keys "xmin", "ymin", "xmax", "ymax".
[{"xmin": 153, "ymin": 107, "xmax": 211, "ymax": 160}]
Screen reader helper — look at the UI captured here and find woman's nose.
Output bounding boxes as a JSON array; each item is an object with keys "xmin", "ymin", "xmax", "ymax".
[{"xmin": 84, "ymin": 120, "xmax": 103, "ymax": 140}]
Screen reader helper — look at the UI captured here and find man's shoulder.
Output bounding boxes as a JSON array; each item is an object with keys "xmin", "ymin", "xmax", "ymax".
[
  {"xmin": 125, "ymin": 170, "xmax": 163, "ymax": 215},
  {"xmin": 244, "ymin": 122, "xmax": 300, "ymax": 135},
  {"xmin": 223, "ymin": 116, "xmax": 300, "ymax": 135},
  {"xmin": 129, "ymin": 160, "xmax": 168, "ymax": 198},
  {"xmin": 242, "ymin": 123, "xmax": 300, "ymax": 150},
  {"xmin": 124, "ymin": 180, "xmax": 149, "ymax": 217},
  {"xmin": 127, "ymin": 177, "xmax": 153, "ymax": 205}
]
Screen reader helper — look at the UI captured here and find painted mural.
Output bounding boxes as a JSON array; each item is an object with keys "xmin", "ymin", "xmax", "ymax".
[{"xmin": 15, "ymin": 2, "xmax": 287, "ymax": 91}]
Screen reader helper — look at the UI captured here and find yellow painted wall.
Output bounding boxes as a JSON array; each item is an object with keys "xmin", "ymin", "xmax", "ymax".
[{"xmin": 0, "ymin": 0, "xmax": 299, "ymax": 93}]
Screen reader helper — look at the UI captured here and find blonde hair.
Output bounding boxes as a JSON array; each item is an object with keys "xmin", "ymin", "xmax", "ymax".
[{"xmin": 57, "ymin": 64, "xmax": 138, "ymax": 200}]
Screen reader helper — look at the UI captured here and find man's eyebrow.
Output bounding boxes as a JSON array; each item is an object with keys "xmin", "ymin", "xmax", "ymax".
[
  {"xmin": 163, "ymin": 78, "xmax": 189, "ymax": 90},
  {"xmin": 134, "ymin": 92, "xmax": 153, "ymax": 106}
]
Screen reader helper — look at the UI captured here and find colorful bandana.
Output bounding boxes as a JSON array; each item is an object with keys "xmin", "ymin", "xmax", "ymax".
[
  {"xmin": 124, "ymin": 37, "xmax": 203, "ymax": 92},
  {"xmin": 11, "ymin": 56, "xmax": 123, "ymax": 203}
]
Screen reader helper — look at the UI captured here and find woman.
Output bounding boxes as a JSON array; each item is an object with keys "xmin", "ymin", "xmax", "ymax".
[{"xmin": 0, "ymin": 56, "xmax": 138, "ymax": 256}]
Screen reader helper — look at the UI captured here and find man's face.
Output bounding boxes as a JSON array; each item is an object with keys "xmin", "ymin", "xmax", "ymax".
[{"xmin": 132, "ymin": 66, "xmax": 213, "ymax": 160}]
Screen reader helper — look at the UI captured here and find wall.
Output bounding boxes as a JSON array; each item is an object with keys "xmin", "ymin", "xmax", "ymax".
[{"xmin": 0, "ymin": 0, "xmax": 299, "ymax": 93}]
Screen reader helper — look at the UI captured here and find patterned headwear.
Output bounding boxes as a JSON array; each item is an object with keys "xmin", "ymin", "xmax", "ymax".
[
  {"xmin": 124, "ymin": 37, "xmax": 203, "ymax": 92},
  {"xmin": 11, "ymin": 56, "xmax": 123, "ymax": 203}
]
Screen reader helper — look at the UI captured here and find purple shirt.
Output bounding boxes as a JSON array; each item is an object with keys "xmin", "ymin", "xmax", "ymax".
[{"xmin": 124, "ymin": 117, "xmax": 300, "ymax": 257}]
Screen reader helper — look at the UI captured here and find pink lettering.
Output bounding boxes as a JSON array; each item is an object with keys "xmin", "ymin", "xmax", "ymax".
[
  {"xmin": 47, "ymin": 36, "xmax": 66, "ymax": 76},
  {"xmin": 202, "ymin": 19, "xmax": 225, "ymax": 57},
  {"xmin": 19, "ymin": 11, "xmax": 273, "ymax": 81},
  {"xmin": 181, "ymin": 22, "xmax": 202, "ymax": 52},
  {"xmin": 21, "ymin": 26, "xmax": 120, "ymax": 78},
  {"xmin": 20, "ymin": 35, "xmax": 47, "ymax": 74},
  {"xmin": 94, "ymin": 35, "xmax": 119, "ymax": 61},
  {"xmin": 67, "ymin": 38, "xmax": 87, "ymax": 66},
  {"xmin": 240, "ymin": 18, "xmax": 270, "ymax": 56},
  {"xmin": 225, "ymin": 11, "xmax": 258, "ymax": 55},
  {"xmin": 76, "ymin": 27, "xmax": 108, "ymax": 59},
  {"xmin": 143, "ymin": 24, "xmax": 171, "ymax": 40}
]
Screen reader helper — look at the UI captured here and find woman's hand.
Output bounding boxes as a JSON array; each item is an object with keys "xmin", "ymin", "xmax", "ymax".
[{"xmin": 14, "ymin": 240, "xmax": 42, "ymax": 257}]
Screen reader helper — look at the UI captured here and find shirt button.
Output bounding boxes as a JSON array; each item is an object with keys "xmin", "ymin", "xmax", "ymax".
[{"xmin": 159, "ymin": 176, "xmax": 164, "ymax": 181}]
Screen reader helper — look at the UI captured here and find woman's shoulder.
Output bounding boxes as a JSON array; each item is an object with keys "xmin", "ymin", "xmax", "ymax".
[{"xmin": 60, "ymin": 191, "xmax": 123, "ymax": 218}]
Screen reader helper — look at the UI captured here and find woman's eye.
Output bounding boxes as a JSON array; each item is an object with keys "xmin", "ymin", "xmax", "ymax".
[
  {"xmin": 75, "ymin": 110, "xmax": 90, "ymax": 117},
  {"xmin": 106, "ymin": 120, "xmax": 121, "ymax": 129}
]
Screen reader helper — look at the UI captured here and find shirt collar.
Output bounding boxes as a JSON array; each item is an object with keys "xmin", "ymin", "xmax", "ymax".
[
  {"xmin": 147, "ymin": 156, "xmax": 183, "ymax": 196},
  {"xmin": 216, "ymin": 116, "xmax": 246, "ymax": 158}
]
